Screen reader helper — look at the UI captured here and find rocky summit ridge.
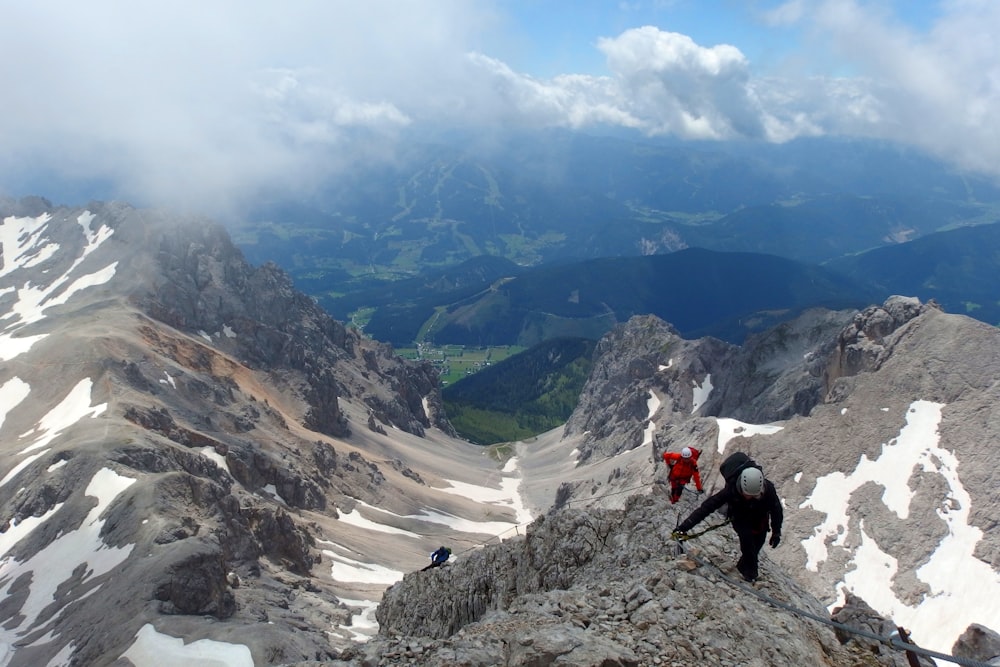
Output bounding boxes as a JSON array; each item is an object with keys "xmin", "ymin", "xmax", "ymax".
[{"xmin": 329, "ymin": 492, "xmax": 999, "ymax": 667}]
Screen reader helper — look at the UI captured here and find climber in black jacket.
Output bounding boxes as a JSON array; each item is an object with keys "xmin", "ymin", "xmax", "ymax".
[{"xmin": 674, "ymin": 464, "xmax": 782, "ymax": 582}]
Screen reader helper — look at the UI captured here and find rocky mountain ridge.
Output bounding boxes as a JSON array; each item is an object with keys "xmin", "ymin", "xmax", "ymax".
[
  {"xmin": 328, "ymin": 493, "xmax": 1000, "ymax": 667},
  {"xmin": 0, "ymin": 198, "xmax": 525, "ymax": 666},
  {"xmin": 0, "ymin": 197, "xmax": 997, "ymax": 666},
  {"xmin": 514, "ymin": 295, "xmax": 1000, "ymax": 658},
  {"xmin": 327, "ymin": 295, "xmax": 1000, "ymax": 666}
]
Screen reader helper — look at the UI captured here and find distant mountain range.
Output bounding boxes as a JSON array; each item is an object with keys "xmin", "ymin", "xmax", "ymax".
[
  {"xmin": 825, "ymin": 220, "xmax": 1000, "ymax": 326},
  {"xmin": 325, "ymin": 248, "xmax": 879, "ymax": 347},
  {"xmin": 234, "ymin": 131, "xmax": 1000, "ymax": 281},
  {"xmin": 231, "ymin": 130, "xmax": 1000, "ymax": 344}
]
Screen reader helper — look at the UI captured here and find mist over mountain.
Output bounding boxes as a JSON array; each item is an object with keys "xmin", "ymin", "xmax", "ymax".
[{"xmin": 0, "ymin": 198, "xmax": 521, "ymax": 665}]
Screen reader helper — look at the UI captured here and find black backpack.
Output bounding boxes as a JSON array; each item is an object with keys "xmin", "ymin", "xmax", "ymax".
[{"xmin": 719, "ymin": 452, "xmax": 762, "ymax": 488}]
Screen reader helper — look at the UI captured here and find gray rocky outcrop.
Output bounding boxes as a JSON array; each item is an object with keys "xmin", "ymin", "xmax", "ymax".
[
  {"xmin": 540, "ymin": 295, "xmax": 1000, "ymax": 667},
  {"xmin": 323, "ymin": 494, "xmax": 928, "ymax": 667},
  {"xmin": 828, "ymin": 295, "xmax": 937, "ymax": 381},
  {"xmin": 953, "ymin": 624, "xmax": 1000, "ymax": 665},
  {"xmin": 0, "ymin": 199, "xmax": 463, "ymax": 666},
  {"xmin": 565, "ymin": 307, "xmax": 859, "ymax": 467}
]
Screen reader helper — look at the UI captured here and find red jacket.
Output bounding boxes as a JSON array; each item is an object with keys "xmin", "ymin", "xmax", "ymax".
[{"xmin": 663, "ymin": 448, "xmax": 703, "ymax": 491}]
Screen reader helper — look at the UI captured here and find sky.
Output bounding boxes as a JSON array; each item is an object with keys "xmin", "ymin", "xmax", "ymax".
[{"xmin": 1, "ymin": 0, "xmax": 997, "ymax": 215}]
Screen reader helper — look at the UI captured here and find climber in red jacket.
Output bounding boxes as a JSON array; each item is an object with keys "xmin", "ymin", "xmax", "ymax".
[{"xmin": 662, "ymin": 446, "xmax": 704, "ymax": 504}]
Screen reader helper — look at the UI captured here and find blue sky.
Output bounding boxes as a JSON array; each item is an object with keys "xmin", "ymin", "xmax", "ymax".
[
  {"xmin": 498, "ymin": 1, "xmax": 795, "ymax": 76},
  {"xmin": 0, "ymin": 0, "xmax": 995, "ymax": 212},
  {"xmin": 498, "ymin": 1, "xmax": 945, "ymax": 77}
]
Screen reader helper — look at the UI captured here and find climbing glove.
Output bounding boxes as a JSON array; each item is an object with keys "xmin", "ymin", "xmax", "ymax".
[
  {"xmin": 769, "ymin": 533, "xmax": 781, "ymax": 548},
  {"xmin": 671, "ymin": 530, "xmax": 689, "ymax": 541}
]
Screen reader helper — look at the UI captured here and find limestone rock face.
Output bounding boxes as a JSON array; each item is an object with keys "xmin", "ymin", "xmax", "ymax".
[
  {"xmin": 953, "ymin": 624, "xmax": 1000, "ymax": 665},
  {"xmin": 530, "ymin": 295, "xmax": 1000, "ymax": 662},
  {"xmin": 828, "ymin": 295, "xmax": 936, "ymax": 381},
  {"xmin": 0, "ymin": 198, "xmax": 465, "ymax": 666}
]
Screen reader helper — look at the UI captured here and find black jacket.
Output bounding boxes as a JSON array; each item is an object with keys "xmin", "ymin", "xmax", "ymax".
[{"xmin": 677, "ymin": 479, "xmax": 782, "ymax": 536}]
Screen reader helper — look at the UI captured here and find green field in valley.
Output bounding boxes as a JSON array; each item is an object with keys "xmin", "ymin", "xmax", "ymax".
[{"xmin": 397, "ymin": 344, "xmax": 525, "ymax": 387}]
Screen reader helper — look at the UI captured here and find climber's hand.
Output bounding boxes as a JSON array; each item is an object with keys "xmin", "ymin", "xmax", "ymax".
[{"xmin": 769, "ymin": 533, "xmax": 781, "ymax": 548}]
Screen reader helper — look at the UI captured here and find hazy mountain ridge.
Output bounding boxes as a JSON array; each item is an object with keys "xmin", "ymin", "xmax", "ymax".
[{"xmin": 825, "ymin": 219, "xmax": 1000, "ymax": 326}]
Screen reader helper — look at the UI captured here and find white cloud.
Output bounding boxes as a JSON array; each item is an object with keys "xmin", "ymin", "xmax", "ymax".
[
  {"xmin": 0, "ymin": 1, "xmax": 489, "ymax": 212},
  {"xmin": 780, "ymin": 0, "xmax": 1000, "ymax": 174}
]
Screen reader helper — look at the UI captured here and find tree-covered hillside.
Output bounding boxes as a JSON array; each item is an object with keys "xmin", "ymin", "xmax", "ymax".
[
  {"xmin": 442, "ymin": 337, "xmax": 597, "ymax": 445},
  {"xmin": 825, "ymin": 219, "xmax": 1000, "ymax": 325}
]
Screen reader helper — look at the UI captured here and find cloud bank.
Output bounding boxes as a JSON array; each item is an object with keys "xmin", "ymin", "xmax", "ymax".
[{"xmin": 1, "ymin": 0, "xmax": 997, "ymax": 213}]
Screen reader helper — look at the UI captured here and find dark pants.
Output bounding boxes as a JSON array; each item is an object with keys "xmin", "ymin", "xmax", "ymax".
[
  {"xmin": 422, "ymin": 561, "xmax": 444, "ymax": 572},
  {"xmin": 735, "ymin": 528, "xmax": 767, "ymax": 581},
  {"xmin": 669, "ymin": 479, "xmax": 689, "ymax": 504}
]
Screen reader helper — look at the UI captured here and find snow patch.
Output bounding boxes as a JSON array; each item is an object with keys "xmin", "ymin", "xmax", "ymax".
[
  {"xmin": 336, "ymin": 597, "xmax": 379, "ymax": 642},
  {"xmin": 714, "ymin": 417, "xmax": 783, "ymax": 454},
  {"xmin": 642, "ymin": 390, "xmax": 661, "ymax": 448},
  {"xmin": 691, "ymin": 374, "xmax": 712, "ymax": 414},
  {"xmin": 196, "ymin": 447, "xmax": 228, "ymax": 471},
  {"xmin": 0, "ymin": 468, "xmax": 136, "ymax": 661},
  {"xmin": 318, "ymin": 544, "xmax": 405, "ymax": 585},
  {"xmin": 0, "ymin": 377, "xmax": 31, "ymax": 430},
  {"xmin": 262, "ymin": 484, "xmax": 286, "ymax": 505},
  {"xmin": 800, "ymin": 400, "xmax": 1000, "ymax": 655},
  {"xmin": 121, "ymin": 623, "xmax": 253, "ymax": 667}
]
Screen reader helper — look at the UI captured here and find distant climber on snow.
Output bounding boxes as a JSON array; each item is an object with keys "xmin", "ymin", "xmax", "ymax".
[
  {"xmin": 421, "ymin": 546, "xmax": 452, "ymax": 571},
  {"xmin": 673, "ymin": 452, "xmax": 782, "ymax": 582},
  {"xmin": 662, "ymin": 446, "xmax": 704, "ymax": 504}
]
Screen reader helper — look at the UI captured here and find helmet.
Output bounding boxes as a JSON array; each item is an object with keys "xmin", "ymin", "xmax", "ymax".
[
  {"xmin": 738, "ymin": 467, "xmax": 764, "ymax": 498},
  {"xmin": 681, "ymin": 447, "xmax": 693, "ymax": 459}
]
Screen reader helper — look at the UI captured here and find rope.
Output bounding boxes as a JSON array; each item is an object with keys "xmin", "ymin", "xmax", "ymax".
[
  {"xmin": 671, "ymin": 519, "xmax": 730, "ymax": 541},
  {"xmin": 562, "ymin": 482, "xmax": 650, "ymax": 507},
  {"xmin": 676, "ymin": 538, "xmax": 994, "ymax": 667}
]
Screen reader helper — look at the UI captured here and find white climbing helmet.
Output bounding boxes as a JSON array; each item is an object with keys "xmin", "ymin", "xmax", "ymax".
[
  {"xmin": 681, "ymin": 447, "xmax": 693, "ymax": 459},
  {"xmin": 738, "ymin": 467, "xmax": 764, "ymax": 498}
]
